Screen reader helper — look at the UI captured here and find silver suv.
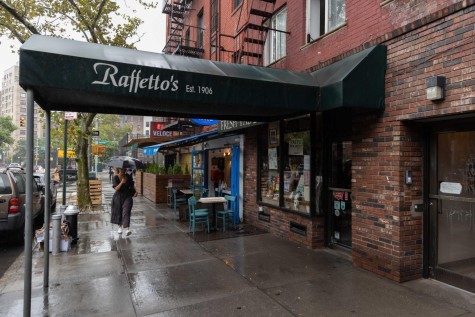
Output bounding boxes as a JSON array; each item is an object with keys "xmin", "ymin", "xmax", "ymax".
[{"xmin": 0, "ymin": 169, "xmax": 43, "ymax": 235}]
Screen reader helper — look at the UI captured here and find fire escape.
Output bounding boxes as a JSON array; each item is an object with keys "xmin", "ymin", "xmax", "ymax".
[
  {"xmin": 162, "ymin": 0, "xmax": 204, "ymax": 58},
  {"xmin": 233, "ymin": 0, "xmax": 276, "ymax": 66}
]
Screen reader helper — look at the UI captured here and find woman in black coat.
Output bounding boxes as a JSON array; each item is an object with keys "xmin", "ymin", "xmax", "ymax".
[{"xmin": 110, "ymin": 168, "xmax": 136, "ymax": 236}]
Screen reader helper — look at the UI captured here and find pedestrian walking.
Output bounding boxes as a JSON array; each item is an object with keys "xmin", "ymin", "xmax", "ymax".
[
  {"xmin": 109, "ymin": 166, "xmax": 113, "ymax": 183},
  {"xmin": 110, "ymin": 168, "xmax": 137, "ymax": 236}
]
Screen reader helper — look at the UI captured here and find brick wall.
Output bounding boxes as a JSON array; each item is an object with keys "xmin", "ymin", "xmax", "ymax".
[
  {"xmin": 281, "ymin": 0, "xmax": 463, "ymax": 72},
  {"xmin": 351, "ymin": 4, "xmax": 475, "ymax": 282}
]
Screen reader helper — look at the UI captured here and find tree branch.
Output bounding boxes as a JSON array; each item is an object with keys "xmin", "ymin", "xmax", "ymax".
[
  {"xmin": 67, "ymin": 0, "xmax": 98, "ymax": 43},
  {"xmin": 0, "ymin": 0, "xmax": 40, "ymax": 36}
]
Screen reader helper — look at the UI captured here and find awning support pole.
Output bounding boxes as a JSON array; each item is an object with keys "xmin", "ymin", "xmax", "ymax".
[
  {"xmin": 43, "ymin": 110, "xmax": 51, "ymax": 287},
  {"xmin": 23, "ymin": 88, "xmax": 34, "ymax": 317},
  {"xmin": 62, "ymin": 116, "xmax": 67, "ymax": 205}
]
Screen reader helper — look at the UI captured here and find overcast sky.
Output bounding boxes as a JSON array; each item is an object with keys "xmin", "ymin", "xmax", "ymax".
[{"xmin": 0, "ymin": 2, "xmax": 167, "ymax": 84}]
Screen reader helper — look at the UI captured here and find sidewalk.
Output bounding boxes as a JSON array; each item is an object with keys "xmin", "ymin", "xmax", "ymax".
[{"xmin": 1, "ymin": 171, "xmax": 475, "ymax": 316}]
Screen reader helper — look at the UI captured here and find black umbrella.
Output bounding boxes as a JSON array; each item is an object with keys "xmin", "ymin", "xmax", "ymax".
[{"xmin": 104, "ymin": 156, "xmax": 144, "ymax": 170}]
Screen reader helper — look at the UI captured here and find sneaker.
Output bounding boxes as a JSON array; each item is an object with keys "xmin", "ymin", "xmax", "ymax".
[
  {"xmin": 126, "ymin": 230, "xmax": 132, "ymax": 237},
  {"xmin": 117, "ymin": 227, "xmax": 122, "ymax": 234}
]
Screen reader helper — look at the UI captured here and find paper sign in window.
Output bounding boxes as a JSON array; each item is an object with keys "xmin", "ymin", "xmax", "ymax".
[{"xmin": 440, "ymin": 182, "xmax": 462, "ymax": 195}]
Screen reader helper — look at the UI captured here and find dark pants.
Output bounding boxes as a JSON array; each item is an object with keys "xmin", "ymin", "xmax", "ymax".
[{"xmin": 121, "ymin": 196, "xmax": 133, "ymax": 228}]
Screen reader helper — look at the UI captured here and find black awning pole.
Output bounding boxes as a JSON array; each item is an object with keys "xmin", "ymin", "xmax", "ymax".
[
  {"xmin": 62, "ymin": 116, "xmax": 67, "ymax": 206},
  {"xmin": 43, "ymin": 110, "xmax": 51, "ymax": 287},
  {"xmin": 23, "ymin": 88, "xmax": 34, "ymax": 317}
]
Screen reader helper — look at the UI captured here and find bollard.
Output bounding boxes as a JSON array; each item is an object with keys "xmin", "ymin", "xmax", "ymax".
[
  {"xmin": 59, "ymin": 205, "xmax": 67, "ymax": 222},
  {"xmin": 64, "ymin": 205, "xmax": 79, "ymax": 244},
  {"xmin": 51, "ymin": 214, "xmax": 62, "ymax": 255}
]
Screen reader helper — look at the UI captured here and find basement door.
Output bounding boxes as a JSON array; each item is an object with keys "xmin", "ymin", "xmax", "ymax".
[{"xmin": 429, "ymin": 129, "xmax": 475, "ymax": 292}]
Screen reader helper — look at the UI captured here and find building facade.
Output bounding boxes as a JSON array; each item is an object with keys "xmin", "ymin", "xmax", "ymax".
[
  {"xmin": 163, "ymin": 0, "xmax": 475, "ymax": 292},
  {"xmin": 1, "ymin": 64, "xmax": 45, "ymax": 162}
]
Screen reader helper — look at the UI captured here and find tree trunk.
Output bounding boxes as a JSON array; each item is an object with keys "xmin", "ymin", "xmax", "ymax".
[{"xmin": 76, "ymin": 113, "xmax": 96, "ymax": 211}]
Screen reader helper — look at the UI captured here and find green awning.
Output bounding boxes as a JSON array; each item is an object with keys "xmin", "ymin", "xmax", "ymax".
[
  {"xmin": 311, "ymin": 45, "xmax": 387, "ymax": 111},
  {"xmin": 19, "ymin": 35, "xmax": 320, "ymax": 121}
]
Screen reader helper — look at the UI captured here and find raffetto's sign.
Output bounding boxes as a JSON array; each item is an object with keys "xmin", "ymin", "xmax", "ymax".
[{"xmin": 92, "ymin": 63, "xmax": 179, "ymax": 93}]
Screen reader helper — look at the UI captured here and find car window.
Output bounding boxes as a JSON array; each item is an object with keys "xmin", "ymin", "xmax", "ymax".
[
  {"xmin": 0, "ymin": 174, "xmax": 12, "ymax": 194},
  {"xmin": 13, "ymin": 174, "xmax": 26, "ymax": 194}
]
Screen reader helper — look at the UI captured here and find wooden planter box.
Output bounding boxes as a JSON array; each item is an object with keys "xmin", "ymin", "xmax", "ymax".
[
  {"xmin": 135, "ymin": 171, "xmax": 143, "ymax": 195},
  {"xmin": 142, "ymin": 173, "xmax": 190, "ymax": 203}
]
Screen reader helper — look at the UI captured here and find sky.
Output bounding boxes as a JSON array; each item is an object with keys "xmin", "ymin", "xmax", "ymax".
[{"xmin": 0, "ymin": 1, "xmax": 167, "ymax": 84}]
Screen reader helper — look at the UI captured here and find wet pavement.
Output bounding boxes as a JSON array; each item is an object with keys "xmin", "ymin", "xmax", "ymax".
[{"xmin": 1, "ymin": 172, "xmax": 475, "ymax": 316}]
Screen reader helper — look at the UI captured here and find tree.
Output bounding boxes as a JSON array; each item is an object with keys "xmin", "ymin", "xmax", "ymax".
[
  {"xmin": 0, "ymin": 116, "xmax": 17, "ymax": 164},
  {"xmin": 0, "ymin": 0, "xmax": 157, "ymax": 210},
  {"xmin": 12, "ymin": 138, "xmax": 27, "ymax": 163},
  {"xmin": 0, "ymin": 116, "xmax": 16, "ymax": 146},
  {"xmin": 94, "ymin": 114, "xmax": 132, "ymax": 158}
]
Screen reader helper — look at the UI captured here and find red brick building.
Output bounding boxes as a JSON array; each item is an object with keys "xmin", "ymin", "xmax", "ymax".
[{"xmin": 163, "ymin": 0, "xmax": 475, "ymax": 292}]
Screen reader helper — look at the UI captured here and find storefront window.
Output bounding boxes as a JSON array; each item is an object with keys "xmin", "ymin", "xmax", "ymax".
[
  {"xmin": 259, "ymin": 116, "xmax": 318, "ymax": 215},
  {"xmin": 260, "ymin": 122, "xmax": 280, "ymax": 207},
  {"xmin": 283, "ymin": 117, "xmax": 310, "ymax": 213}
]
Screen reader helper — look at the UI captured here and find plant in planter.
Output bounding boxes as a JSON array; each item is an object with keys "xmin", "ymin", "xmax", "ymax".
[{"xmin": 172, "ymin": 163, "xmax": 182, "ymax": 175}]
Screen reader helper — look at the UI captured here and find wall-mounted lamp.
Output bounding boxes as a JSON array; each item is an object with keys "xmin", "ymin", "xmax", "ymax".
[{"xmin": 426, "ymin": 76, "xmax": 445, "ymax": 101}]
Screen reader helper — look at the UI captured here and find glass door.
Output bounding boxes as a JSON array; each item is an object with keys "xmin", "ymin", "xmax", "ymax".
[
  {"xmin": 429, "ymin": 130, "xmax": 475, "ymax": 292},
  {"xmin": 329, "ymin": 141, "xmax": 352, "ymax": 247}
]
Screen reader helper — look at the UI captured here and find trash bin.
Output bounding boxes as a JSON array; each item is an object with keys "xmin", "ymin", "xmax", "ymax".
[
  {"xmin": 64, "ymin": 205, "xmax": 80, "ymax": 244},
  {"xmin": 97, "ymin": 163, "xmax": 103, "ymax": 172},
  {"xmin": 88, "ymin": 172, "xmax": 96, "ymax": 180}
]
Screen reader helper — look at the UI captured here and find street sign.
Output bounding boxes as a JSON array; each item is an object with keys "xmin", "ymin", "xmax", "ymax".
[
  {"xmin": 65, "ymin": 112, "xmax": 77, "ymax": 120},
  {"xmin": 92, "ymin": 136, "xmax": 101, "ymax": 141},
  {"xmin": 92, "ymin": 130, "xmax": 99, "ymax": 136},
  {"xmin": 98, "ymin": 141, "xmax": 109, "ymax": 145}
]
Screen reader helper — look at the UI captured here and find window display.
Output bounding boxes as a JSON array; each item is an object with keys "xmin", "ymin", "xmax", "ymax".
[{"xmin": 259, "ymin": 115, "xmax": 321, "ymax": 215}]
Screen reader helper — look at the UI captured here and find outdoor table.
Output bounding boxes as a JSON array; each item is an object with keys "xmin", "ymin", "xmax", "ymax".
[
  {"xmin": 198, "ymin": 196, "xmax": 226, "ymax": 230},
  {"xmin": 180, "ymin": 189, "xmax": 194, "ymax": 195}
]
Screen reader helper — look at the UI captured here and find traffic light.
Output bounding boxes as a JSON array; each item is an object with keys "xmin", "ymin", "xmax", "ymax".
[{"xmin": 19, "ymin": 117, "xmax": 25, "ymax": 127}]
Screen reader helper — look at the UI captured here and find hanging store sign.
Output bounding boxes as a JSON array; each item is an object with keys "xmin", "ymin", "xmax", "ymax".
[
  {"xmin": 151, "ymin": 121, "xmax": 172, "ymax": 137},
  {"xmin": 218, "ymin": 120, "xmax": 261, "ymax": 133}
]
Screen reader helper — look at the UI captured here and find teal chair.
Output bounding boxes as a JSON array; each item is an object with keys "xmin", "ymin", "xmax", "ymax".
[
  {"xmin": 172, "ymin": 188, "xmax": 187, "ymax": 219},
  {"xmin": 216, "ymin": 195, "xmax": 236, "ymax": 232},
  {"xmin": 188, "ymin": 196, "xmax": 210, "ymax": 237}
]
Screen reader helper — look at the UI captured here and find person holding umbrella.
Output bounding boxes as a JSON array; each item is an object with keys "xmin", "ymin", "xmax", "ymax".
[{"xmin": 110, "ymin": 167, "xmax": 137, "ymax": 236}]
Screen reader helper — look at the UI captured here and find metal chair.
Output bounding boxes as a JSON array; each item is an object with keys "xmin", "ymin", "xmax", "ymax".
[
  {"xmin": 188, "ymin": 196, "xmax": 209, "ymax": 236},
  {"xmin": 216, "ymin": 195, "xmax": 236, "ymax": 232},
  {"xmin": 172, "ymin": 188, "xmax": 187, "ymax": 219}
]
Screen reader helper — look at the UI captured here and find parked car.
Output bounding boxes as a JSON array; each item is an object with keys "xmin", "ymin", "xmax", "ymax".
[
  {"xmin": 0, "ymin": 169, "xmax": 44, "ymax": 238},
  {"xmin": 7, "ymin": 163, "xmax": 22, "ymax": 171},
  {"xmin": 33, "ymin": 172, "xmax": 57, "ymax": 214}
]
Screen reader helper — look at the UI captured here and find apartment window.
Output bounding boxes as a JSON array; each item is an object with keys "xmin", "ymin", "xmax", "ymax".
[
  {"xmin": 211, "ymin": 0, "xmax": 218, "ymax": 34},
  {"xmin": 146, "ymin": 121, "xmax": 150, "ymax": 128},
  {"xmin": 197, "ymin": 10, "xmax": 204, "ymax": 48},
  {"xmin": 264, "ymin": 7, "xmax": 287, "ymax": 66},
  {"xmin": 233, "ymin": 0, "xmax": 242, "ymax": 10},
  {"xmin": 306, "ymin": 0, "xmax": 346, "ymax": 42}
]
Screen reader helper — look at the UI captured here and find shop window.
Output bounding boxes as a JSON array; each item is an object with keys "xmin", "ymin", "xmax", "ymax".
[
  {"xmin": 259, "ymin": 115, "xmax": 321, "ymax": 215},
  {"xmin": 259, "ymin": 121, "xmax": 280, "ymax": 207},
  {"xmin": 306, "ymin": 0, "xmax": 346, "ymax": 42},
  {"xmin": 282, "ymin": 118, "xmax": 311, "ymax": 213},
  {"xmin": 264, "ymin": 7, "xmax": 287, "ymax": 66}
]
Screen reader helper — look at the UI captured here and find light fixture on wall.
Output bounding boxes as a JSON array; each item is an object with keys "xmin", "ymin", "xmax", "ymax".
[{"xmin": 426, "ymin": 76, "xmax": 445, "ymax": 101}]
